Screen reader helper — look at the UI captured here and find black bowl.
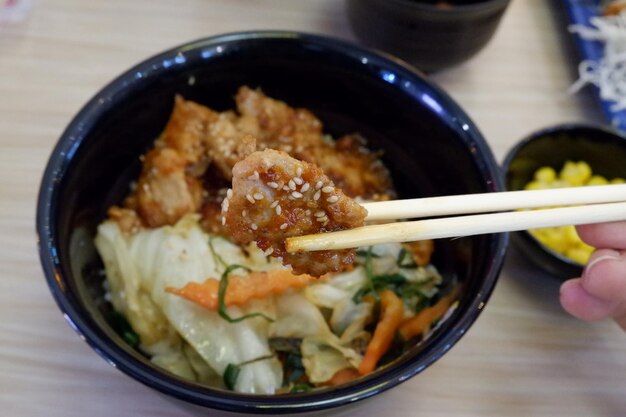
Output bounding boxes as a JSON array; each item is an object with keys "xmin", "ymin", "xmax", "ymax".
[
  {"xmin": 37, "ymin": 31, "xmax": 507, "ymax": 414},
  {"xmin": 346, "ymin": 0, "xmax": 511, "ymax": 73},
  {"xmin": 502, "ymin": 123, "xmax": 626, "ymax": 279}
]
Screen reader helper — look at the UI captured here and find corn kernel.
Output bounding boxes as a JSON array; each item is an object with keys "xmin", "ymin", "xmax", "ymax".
[
  {"xmin": 524, "ymin": 161, "xmax": 606, "ymax": 264},
  {"xmin": 587, "ymin": 175, "xmax": 609, "ymax": 186},
  {"xmin": 534, "ymin": 167, "xmax": 557, "ymax": 183},
  {"xmin": 560, "ymin": 161, "xmax": 592, "ymax": 186},
  {"xmin": 563, "ymin": 225, "xmax": 580, "ymax": 245},
  {"xmin": 565, "ymin": 247, "xmax": 592, "ymax": 264},
  {"xmin": 611, "ymin": 177, "xmax": 626, "ymax": 184},
  {"xmin": 524, "ymin": 181, "xmax": 548, "ymax": 190}
]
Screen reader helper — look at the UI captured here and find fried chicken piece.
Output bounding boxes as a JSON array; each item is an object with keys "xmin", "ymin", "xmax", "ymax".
[
  {"xmin": 303, "ymin": 134, "xmax": 395, "ymax": 200},
  {"xmin": 164, "ymin": 96, "xmax": 257, "ymax": 180},
  {"xmin": 162, "ymin": 95, "xmax": 218, "ymax": 175},
  {"xmin": 222, "ymin": 149, "xmax": 368, "ymax": 276},
  {"xmin": 204, "ymin": 111, "xmax": 258, "ymax": 181},
  {"xmin": 235, "ymin": 86, "xmax": 324, "ymax": 154},
  {"xmin": 135, "ymin": 148, "xmax": 203, "ymax": 227},
  {"xmin": 235, "ymin": 88, "xmax": 393, "ymax": 200},
  {"xmin": 107, "ymin": 206, "xmax": 143, "ymax": 235}
]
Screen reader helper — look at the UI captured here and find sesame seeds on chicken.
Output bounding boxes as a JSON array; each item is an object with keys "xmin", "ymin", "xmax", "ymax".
[
  {"xmin": 223, "ymin": 149, "xmax": 368, "ymax": 276},
  {"xmin": 109, "ymin": 86, "xmax": 392, "ymax": 275}
]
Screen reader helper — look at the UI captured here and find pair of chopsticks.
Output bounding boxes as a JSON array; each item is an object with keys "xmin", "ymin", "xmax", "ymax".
[{"xmin": 285, "ymin": 184, "xmax": 626, "ymax": 252}]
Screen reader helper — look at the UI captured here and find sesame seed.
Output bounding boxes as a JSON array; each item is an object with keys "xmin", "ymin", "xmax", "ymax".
[
  {"xmin": 246, "ymin": 194, "xmax": 255, "ymax": 204},
  {"xmin": 288, "ymin": 180, "xmax": 296, "ymax": 190},
  {"xmin": 305, "ymin": 210, "xmax": 311, "ymax": 216},
  {"xmin": 270, "ymin": 200, "xmax": 279, "ymax": 208},
  {"xmin": 314, "ymin": 211, "xmax": 325, "ymax": 217},
  {"xmin": 315, "ymin": 181, "xmax": 324, "ymax": 190},
  {"xmin": 313, "ymin": 190, "xmax": 321, "ymax": 201},
  {"xmin": 226, "ymin": 188, "xmax": 233, "ymax": 199},
  {"xmin": 251, "ymin": 223, "xmax": 258, "ymax": 230},
  {"xmin": 280, "ymin": 223, "xmax": 288, "ymax": 230},
  {"xmin": 276, "ymin": 205, "xmax": 282, "ymax": 215},
  {"xmin": 267, "ymin": 182, "xmax": 279, "ymax": 189},
  {"xmin": 221, "ymin": 216, "xmax": 226, "ymax": 225},
  {"xmin": 242, "ymin": 210, "xmax": 247, "ymax": 217},
  {"xmin": 263, "ymin": 247, "xmax": 274, "ymax": 256},
  {"xmin": 296, "ymin": 166, "xmax": 303, "ymax": 177},
  {"xmin": 291, "ymin": 191, "xmax": 303, "ymax": 199},
  {"xmin": 254, "ymin": 170, "xmax": 260, "ymax": 179},
  {"xmin": 322, "ymin": 186, "xmax": 334, "ymax": 193},
  {"xmin": 327, "ymin": 195, "xmax": 339, "ymax": 203},
  {"xmin": 315, "ymin": 216, "xmax": 327, "ymax": 222},
  {"xmin": 300, "ymin": 183, "xmax": 310, "ymax": 192},
  {"xmin": 283, "ymin": 186, "xmax": 291, "ymax": 192},
  {"xmin": 253, "ymin": 192, "xmax": 264, "ymax": 200},
  {"xmin": 293, "ymin": 177, "xmax": 303, "ymax": 185}
]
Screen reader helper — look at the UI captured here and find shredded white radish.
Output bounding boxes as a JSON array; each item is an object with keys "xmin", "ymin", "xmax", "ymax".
[{"xmin": 569, "ymin": 12, "xmax": 626, "ymax": 111}]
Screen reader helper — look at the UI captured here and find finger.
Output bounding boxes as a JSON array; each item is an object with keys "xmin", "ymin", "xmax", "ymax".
[
  {"xmin": 579, "ymin": 249, "xmax": 626, "ymax": 301},
  {"xmin": 576, "ymin": 222, "xmax": 626, "ymax": 250},
  {"xmin": 559, "ymin": 278, "xmax": 620, "ymax": 321}
]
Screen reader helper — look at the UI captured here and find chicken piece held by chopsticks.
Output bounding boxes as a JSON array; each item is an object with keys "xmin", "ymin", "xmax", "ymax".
[{"xmin": 222, "ymin": 149, "xmax": 367, "ymax": 276}]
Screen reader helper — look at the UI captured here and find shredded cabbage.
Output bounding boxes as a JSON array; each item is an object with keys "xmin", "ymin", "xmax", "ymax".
[
  {"xmin": 569, "ymin": 12, "xmax": 626, "ymax": 112},
  {"xmin": 95, "ymin": 214, "xmax": 444, "ymax": 391},
  {"xmin": 96, "ymin": 215, "xmax": 283, "ymax": 393}
]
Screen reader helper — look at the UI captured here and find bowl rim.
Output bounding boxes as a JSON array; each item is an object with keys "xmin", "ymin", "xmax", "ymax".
[
  {"xmin": 502, "ymin": 122, "xmax": 626, "ymax": 273},
  {"xmin": 354, "ymin": 0, "xmax": 512, "ymax": 15},
  {"xmin": 36, "ymin": 30, "xmax": 508, "ymax": 413}
]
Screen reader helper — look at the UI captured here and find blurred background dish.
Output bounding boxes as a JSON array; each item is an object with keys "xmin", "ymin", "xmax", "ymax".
[
  {"xmin": 564, "ymin": 0, "xmax": 626, "ymax": 132},
  {"xmin": 502, "ymin": 123, "xmax": 626, "ymax": 279},
  {"xmin": 37, "ymin": 31, "xmax": 507, "ymax": 413},
  {"xmin": 346, "ymin": 0, "xmax": 512, "ymax": 73}
]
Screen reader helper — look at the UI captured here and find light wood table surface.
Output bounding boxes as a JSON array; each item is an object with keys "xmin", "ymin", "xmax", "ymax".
[{"xmin": 1, "ymin": 1, "xmax": 625, "ymax": 416}]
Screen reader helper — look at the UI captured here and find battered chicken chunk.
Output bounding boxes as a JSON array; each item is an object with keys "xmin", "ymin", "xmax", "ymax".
[
  {"xmin": 113, "ymin": 88, "xmax": 392, "ymax": 239},
  {"xmin": 235, "ymin": 87, "xmax": 394, "ymax": 200},
  {"xmin": 305, "ymin": 134, "xmax": 394, "ymax": 200},
  {"xmin": 162, "ymin": 95, "xmax": 218, "ymax": 175},
  {"xmin": 235, "ymin": 86, "xmax": 324, "ymax": 154},
  {"xmin": 135, "ymin": 148, "xmax": 203, "ymax": 227},
  {"xmin": 222, "ymin": 149, "xmax": 368, "ymax": 276}
]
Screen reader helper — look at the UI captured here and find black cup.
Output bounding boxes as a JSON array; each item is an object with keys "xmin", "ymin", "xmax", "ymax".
[{"xmin": 346, "ymin": 0, "xmax": 511, "ymax": 72}]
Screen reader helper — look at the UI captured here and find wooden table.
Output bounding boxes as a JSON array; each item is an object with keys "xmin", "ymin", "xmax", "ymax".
[{"xmin": 1, "ymin": 1, "xmax": 624, "ymax": 416}]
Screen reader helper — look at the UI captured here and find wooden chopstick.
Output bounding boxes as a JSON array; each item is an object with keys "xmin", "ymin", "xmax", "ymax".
[
  {"xmin": 361, "ymin": 183, "xmax": 626, "ymax": 221},
  {"xmin": 285, "ymin": 186, "xmax": 626, "ymax": 252},
  {"xmin": 286, "ymin": 201, "xmax": 626, "ymax": 252}
]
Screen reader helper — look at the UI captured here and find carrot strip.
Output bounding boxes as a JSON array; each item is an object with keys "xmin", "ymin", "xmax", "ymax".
[
  {"xmin": 166, "ymin": 269, "xmax": 314, "ymax": 310},
  {"xmin": 398, "ymin": 289, "xmax": 458, "ymax": 341},
  {"xmin": 358, "ymin": 289, "xmax": 405, "ymax": 375},
  {"xmin": 321, "ymin": 368, "xmax": 361, "ymax": 386}
]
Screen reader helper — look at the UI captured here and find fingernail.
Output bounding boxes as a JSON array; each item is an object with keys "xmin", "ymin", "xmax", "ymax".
[{"xmin": 584, "ymin": 253, "xmax": 621, "ymax": 276}]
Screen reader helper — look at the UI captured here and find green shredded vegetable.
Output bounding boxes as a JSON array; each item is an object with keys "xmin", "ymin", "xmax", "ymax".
[
  {"xmin": 223, "ymin": 355, "xmax": 277, "ymax": 391},
  {"xmin": 223, "ymin": 363, "xmax": 241, "ymax": 390},
  {"xmin": 218, "ymin": 264, "xmax": 275, "ymax": 323},
  {"xmin": 208, "ymin": 236, "xmax": 228, "ymax": 269},
  {"xmin": 110, "ymin": 310, "xmax": 140, "ymax": 348}
]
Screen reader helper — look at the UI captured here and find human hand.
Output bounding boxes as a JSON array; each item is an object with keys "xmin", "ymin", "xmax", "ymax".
[{"xmin": 559, "ymin": 222, "xmax": 626, "ymax": 331}]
